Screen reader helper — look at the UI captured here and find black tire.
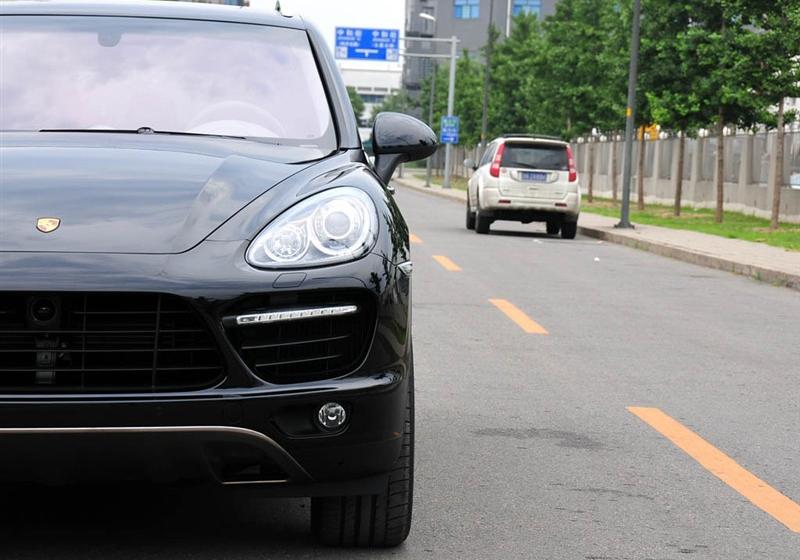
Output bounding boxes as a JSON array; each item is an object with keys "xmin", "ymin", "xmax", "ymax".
[
  {"xmin": 466, "ymin": 198, "xmax": 476, "ymax": 230},
  {"xmin": 561, "ymin": 220, "xmax": 578, "ymax": 239},
  {"xmin": 546, "ymin": 221, "xmax": 560, "ymax": 236},
  {"xmin": 474, "ymin": 196, "xmax": 490, "ymax": 234},
  {"xmin": 311, "ymin": 368, "xmax": 414, "ymax": 548},
  {"xmin": 475, "ymin": 212, "xmax": 491, "ymax": 234}
]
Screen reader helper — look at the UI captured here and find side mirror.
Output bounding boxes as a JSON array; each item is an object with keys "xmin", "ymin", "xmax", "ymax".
[
  {"xmin": 371, "ymin": 112, "xmax": 438, "ymax": 184},
  {"xmin": 464, "ymin": 158, "xmax": 477, "ymax": 171}
]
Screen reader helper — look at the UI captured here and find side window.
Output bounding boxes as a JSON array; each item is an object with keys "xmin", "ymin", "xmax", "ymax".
[{"xmin": 479, "ymin": 143, "xmax": 496, "ymax": 167}]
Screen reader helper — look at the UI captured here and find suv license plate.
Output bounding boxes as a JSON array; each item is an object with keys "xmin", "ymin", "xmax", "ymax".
[{"xmin": 521, "ymin": 171, "xmax": 548, "ymax": 182}]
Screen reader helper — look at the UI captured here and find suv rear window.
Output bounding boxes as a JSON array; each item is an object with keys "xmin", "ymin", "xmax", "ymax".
[{"xmin": 501, "ymin": 143, "xmax": 568, "ymax": 171}]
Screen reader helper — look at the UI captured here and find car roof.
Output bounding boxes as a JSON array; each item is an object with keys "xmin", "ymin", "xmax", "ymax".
[
  {"xmin": 497, "ymin": 135, "xmax": 567, "ymax": 146},
  {"xmin": 0, "ymin": 0, "xmax": 306, "ymax": 29}
]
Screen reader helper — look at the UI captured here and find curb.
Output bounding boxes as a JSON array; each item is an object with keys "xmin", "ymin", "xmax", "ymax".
[
  {"xmin": 577, "ymin": 225, "xmax": 800, "ymax": 292},
  {"xmin": 394, "ymin": 176, "xmax": 800, "ymax": 292}
]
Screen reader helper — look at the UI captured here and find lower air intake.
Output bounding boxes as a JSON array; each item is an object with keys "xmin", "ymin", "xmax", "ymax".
[{"xmin": 225, "ymin": 290, "xmax": 376, "ymax": 384}]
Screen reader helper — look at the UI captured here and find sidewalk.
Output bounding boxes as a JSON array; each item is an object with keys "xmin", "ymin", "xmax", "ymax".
[{"xmin": 393, "ymin": 173, "xmax": 800, "ymax": 291}]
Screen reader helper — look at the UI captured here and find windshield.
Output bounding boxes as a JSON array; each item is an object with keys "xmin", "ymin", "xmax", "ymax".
[
  {"xmin": 0, "ymin": 16, "xmax": 336, "ymax": 149},
  {"xmin": 501, "ymin": 143, "xmax": 568, "ymax": 171}
]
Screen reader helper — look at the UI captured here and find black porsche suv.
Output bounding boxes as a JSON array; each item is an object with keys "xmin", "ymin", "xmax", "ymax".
[{"xmin": 0, "ymin": 1, "xmax": 436, "ymax": 548}]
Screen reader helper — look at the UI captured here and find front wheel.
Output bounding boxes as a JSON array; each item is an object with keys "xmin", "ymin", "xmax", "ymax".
[
  {"xmin": 561, "ymin": 220, "xmax": 578, "ymax": 239},
  {"xmin": 311, "ymin": 372, "xmax": 414, "ymax": 548}
]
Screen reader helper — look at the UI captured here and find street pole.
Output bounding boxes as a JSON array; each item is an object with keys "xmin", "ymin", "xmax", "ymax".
[
  {"xmin": 480, "ymin": 0, "xmax": 495, "ymax": 154},
  {"xmin": 425, "ymin": 68, "xmax": 436, "ymax": 187},
  {"xmin": 617, "ymin": 0, "xmax": 641, "ymax": 229},
  {"xmin": 420, "ymin": 12, "xmax": 438, "ymax": 188},
  {"xmin": 443, "ymin": 35, "xmax": 457, "ymax": 189}
]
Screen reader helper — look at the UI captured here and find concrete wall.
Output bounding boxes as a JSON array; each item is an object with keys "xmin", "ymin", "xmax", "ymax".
[{"xmin": 572, "ymin": 132, "xmax": 800, "ymax": 224}]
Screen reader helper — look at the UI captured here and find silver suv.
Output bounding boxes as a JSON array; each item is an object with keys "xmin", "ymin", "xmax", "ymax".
[{"xmin": 465, "ymin": 135, "xmax": 581, "ymax": 238}]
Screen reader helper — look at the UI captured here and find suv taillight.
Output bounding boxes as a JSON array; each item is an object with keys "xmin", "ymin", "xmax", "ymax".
[
  {"xmin": 566, "ymin": 145, "xmax": 577, "ymax": 182},
  {"xmin": 489, "ymin": 143, "xmax": 506, "ymax": 178}
]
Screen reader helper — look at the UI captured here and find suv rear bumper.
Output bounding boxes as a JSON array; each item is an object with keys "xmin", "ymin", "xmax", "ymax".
[{"xmin": 481, "ymin": 188, "xmax": 580, "ymax": 218}]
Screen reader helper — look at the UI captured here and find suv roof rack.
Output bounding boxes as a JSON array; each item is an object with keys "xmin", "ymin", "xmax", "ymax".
[{"xmin": 500, "ymin": 133, "xmax": 564, "ymax": 141}]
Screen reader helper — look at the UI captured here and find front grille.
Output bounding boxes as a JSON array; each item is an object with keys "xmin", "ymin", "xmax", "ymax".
[
  {"xmin": 226, "ymin": 290, "xmax": 376, "ymax": 384},
  {"xmin": 0, "ymin": 293, "xmax": 224, "ymax": 393}
]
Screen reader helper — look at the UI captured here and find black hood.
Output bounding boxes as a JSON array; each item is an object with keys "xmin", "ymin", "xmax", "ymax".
[{"xmin": 0, "ymin": 132, "xmax": 329, "ymax": 254}]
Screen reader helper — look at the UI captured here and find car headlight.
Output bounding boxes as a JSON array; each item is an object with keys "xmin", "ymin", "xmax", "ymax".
[{"xmin": 246, "ymin": 187, "xmax": 378, "ymax": 268}]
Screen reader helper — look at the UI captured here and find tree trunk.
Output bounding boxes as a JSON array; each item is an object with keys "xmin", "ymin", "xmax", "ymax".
[
  {"xmin": 674, "ymin": 131, "xmax": 685, "ymax": 217},
  {"xmin": 715, "ymin": 109, "xmax": 725, "ymax": 223},
  {"xmin": 770, "ymin": 99, "xmax": 785, "ymax": 230},
  {"xmin": 588, "ymin": 141, "xmax": 595, "ymax": 203},
  {"xmin": 611, "ymin": 137, "xmax": 618, "ymax": 202},
  {"xmin": 636, "ymin": 131, "xmax": 646, "ymax": 211}
]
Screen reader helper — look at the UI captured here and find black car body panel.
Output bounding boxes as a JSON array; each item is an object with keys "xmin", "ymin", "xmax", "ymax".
[
  {"xmin": 0, "ymin": 1, "xmax": 417, "ymax": 502},
  {"xmin": 0, "ymin": 133, "xmax": 333, "ymax": 254}
]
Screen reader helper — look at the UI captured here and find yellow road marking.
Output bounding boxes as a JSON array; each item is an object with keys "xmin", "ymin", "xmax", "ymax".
[
  {"xmin": 409, "ymin": 234, "xmax": 423, "ymax": 245},
  {"xmin": 628, "ymin": 407, "xmax": 800, "ymax": 533},
  {"xmin": 432, "ymin": 255, "xmax": 461, "ymax": 272},
  {"xmin": 488, "ymin": 299, "xmax": 549, "ymax": 335}
]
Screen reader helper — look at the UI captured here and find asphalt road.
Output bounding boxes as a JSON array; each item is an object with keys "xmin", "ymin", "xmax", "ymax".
[{"xmin": 3, "ymin": 186, "xmax": 799, "ymax": 559}]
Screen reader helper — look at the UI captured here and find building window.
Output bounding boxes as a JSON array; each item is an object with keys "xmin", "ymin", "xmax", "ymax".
[
  {"xmin": 513, "ymin": 0, "xmax": 541, "ymax": 17},
  {"xmin": 360, "ymin": 94, "xmax": 386, "ymax": 104},
  {"xmin": 454, "ymin": 0, "xmax": 480, "ymax": 20}
]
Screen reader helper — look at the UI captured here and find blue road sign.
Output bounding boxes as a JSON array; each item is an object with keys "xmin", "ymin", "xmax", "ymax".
[
  {"xmin": 335, "ymin": 27, "xmax": 400, "ymax": 61},
  {"xmin": 440, "ymin": 116, "xmax": 460, "ymax": 145}
]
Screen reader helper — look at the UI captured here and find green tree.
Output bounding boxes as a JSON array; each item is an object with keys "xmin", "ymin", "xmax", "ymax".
[
  {"xmin": 346, "ymin": 86, "xmax": 365, "ymax": 123},
  {"xmin": 421, "ymin": 52, "xmax": 485, "ymax": 147},
  {"xmin": 539, "ymin": 0, "xmax": 629, "ymax": 138},
  {"xmin": 640, "ymin": 0, "xmax": 712, "ymax": 216},
  {"xmin": 490, "ymin": 14, "xmax": 554, "ymax": 137},
  {"xmin": 682, "ymin": 1, "xmax": 765, "ymax": 222},
  {"xmin": 735, "ymin": 1, "xmax": 800, "ymax": 229},
  {"xmin": 370, "ymin": 90, "xmax": 415, "ymax": 120}
]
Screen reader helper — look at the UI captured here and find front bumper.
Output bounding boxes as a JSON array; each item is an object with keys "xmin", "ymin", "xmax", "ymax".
[
  {"xmin": 0, "ymin": 242, "xmax": 412, "ymax": 494},
  {"xmin": 0, "ymin": 371, "xmax": 409, "ymax": 495}
]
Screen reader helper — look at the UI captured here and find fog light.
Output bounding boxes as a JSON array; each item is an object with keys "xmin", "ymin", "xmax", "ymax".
[{"xmin": 317, "ymin": 402, "xmax": 347, "ymax": 430}]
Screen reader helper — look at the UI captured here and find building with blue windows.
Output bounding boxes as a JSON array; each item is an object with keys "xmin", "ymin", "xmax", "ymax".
[{"xmin": 403, "ymin": 0, "xmax": 559, "ymax": 94}]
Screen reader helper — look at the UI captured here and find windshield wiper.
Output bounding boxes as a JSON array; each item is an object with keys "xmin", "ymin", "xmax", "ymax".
[{"xmin": 38, "ymin": 127, "xmax": 247, "ymax": 140}]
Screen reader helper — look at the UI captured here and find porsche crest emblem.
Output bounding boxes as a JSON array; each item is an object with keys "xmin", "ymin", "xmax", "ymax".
[{"xmin": 36, "ymin": 218, "xmax": 61, "ymax": 233}]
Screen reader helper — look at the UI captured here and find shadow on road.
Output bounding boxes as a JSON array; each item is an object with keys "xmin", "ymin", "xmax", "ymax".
[
  {"xmin": 487, "ymin": 228, "xmax": 554, "ymax": 239},
  {"xmin": 0, "ymin": 484, "xmax": 398, "ymax": 559}
]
